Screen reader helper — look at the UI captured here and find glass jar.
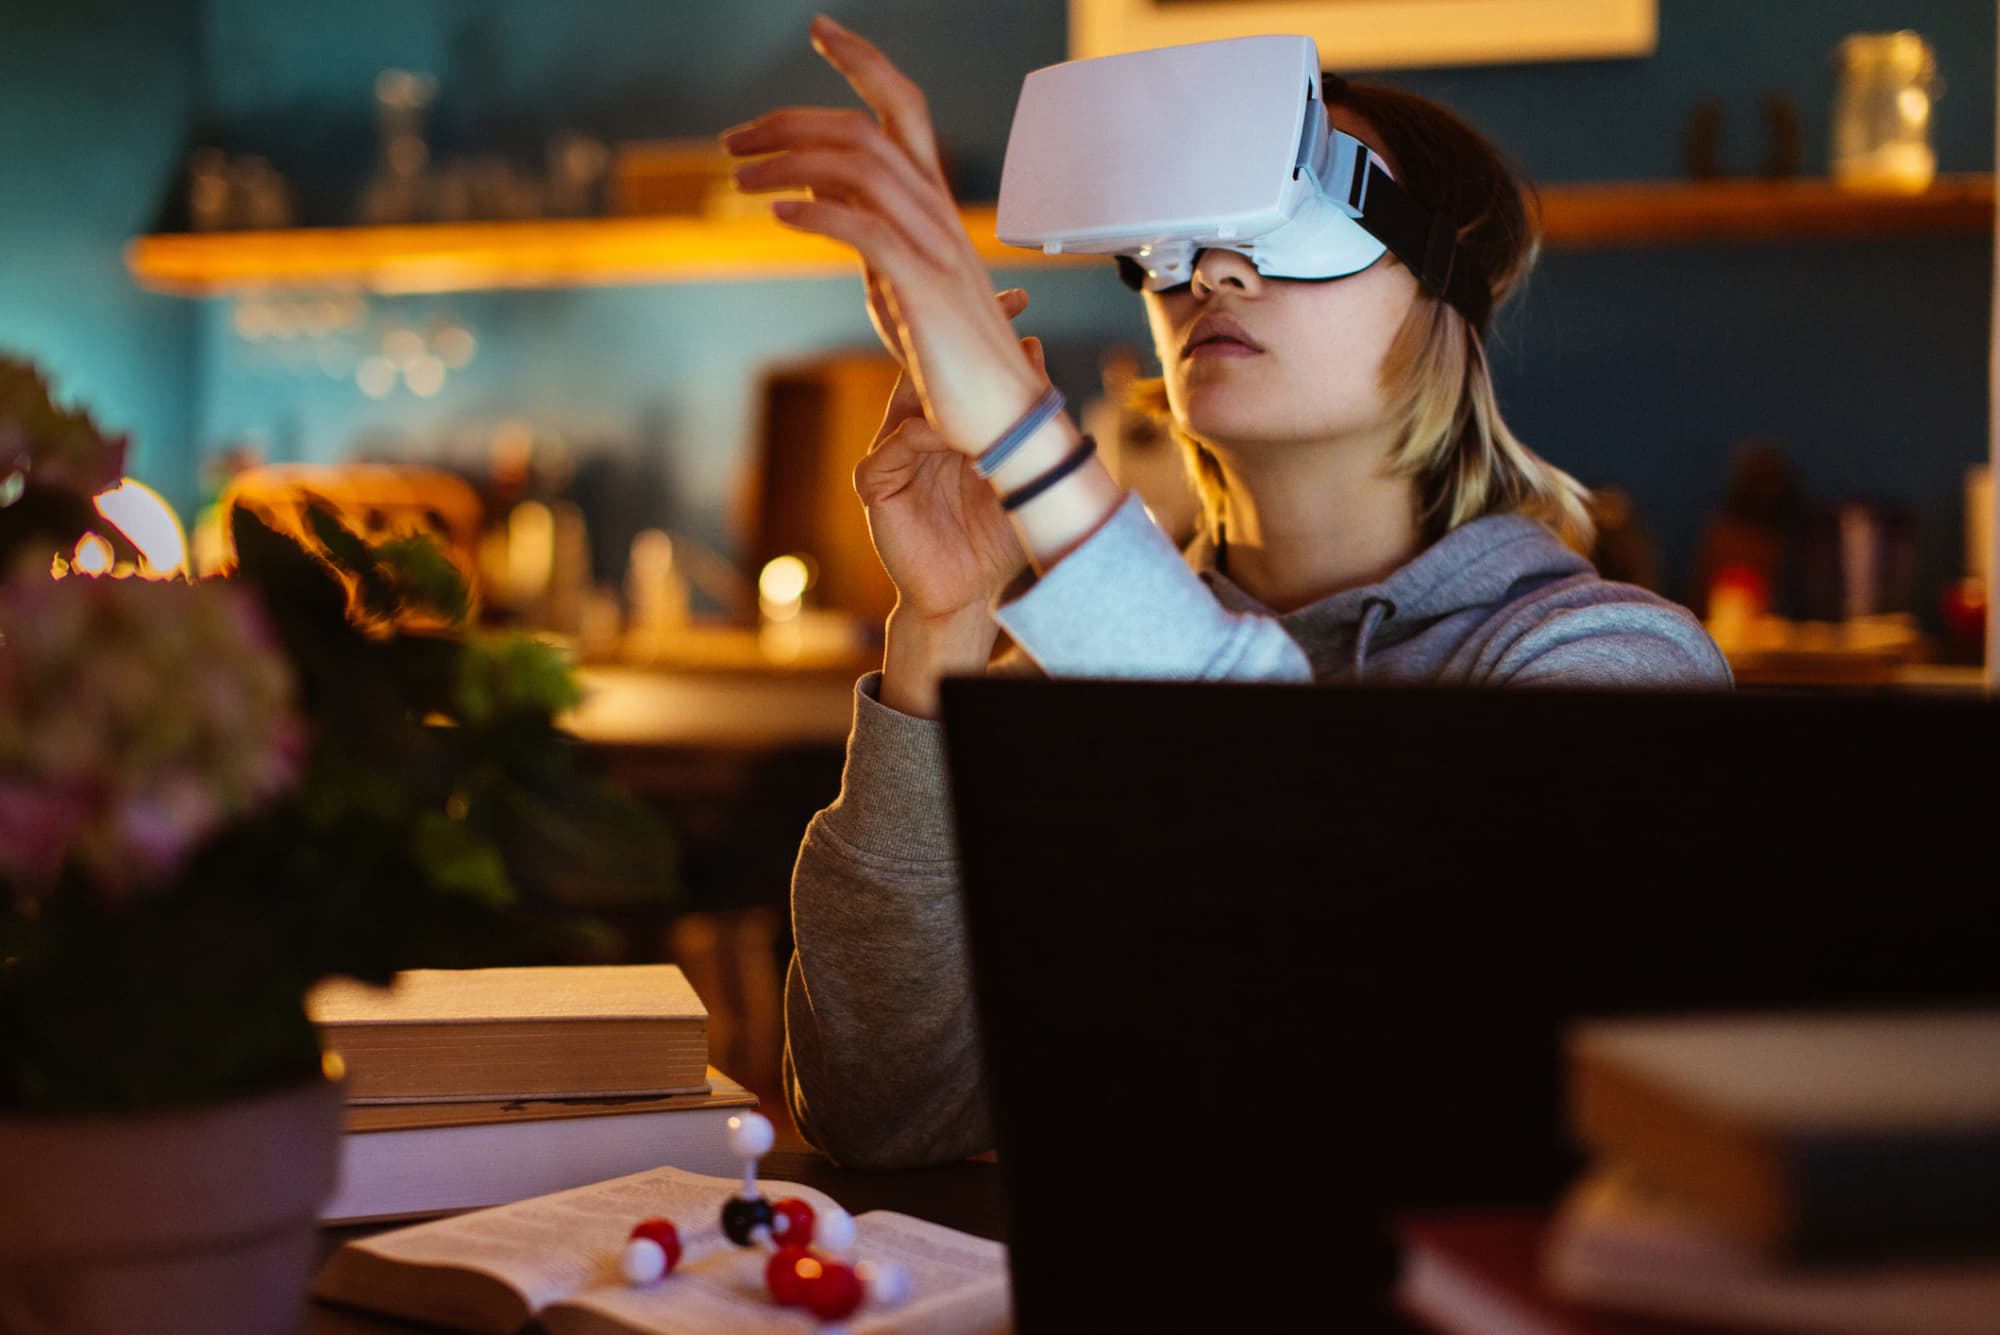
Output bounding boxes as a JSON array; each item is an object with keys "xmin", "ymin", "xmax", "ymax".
[{"xmin": 1831, "ymin": 31, "xmax": 1942, "ymax": 193}]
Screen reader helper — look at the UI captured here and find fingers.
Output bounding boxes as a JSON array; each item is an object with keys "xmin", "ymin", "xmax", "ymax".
[
  {"xmin": 1020, "ymin": 334, "xmax": 1047, "ymax": 379},
  {"xmin": 718, "ymin": 108, "xmax": 877, "ymax": 158},
  {"xmin": 735, "ymin": 148, "xmax": 961, "ymax": 259},
  {"xmin": 995, "ymin": 288, "xmax": 1042, "ymax": 374},
  {"xmin": 769, "ymin": 195, "xmax": 929, "ymax": 288},
  {"xmin": 721, "ymin": 108, "xmax": 944, "ymax": 217},
  {"xmin": 872, "ymin": 365, "xmax": 926, "ymax": 444},
  {"xmin": 807, "ymin": 15, "xmax": 947, "ymax": 185},
  {"xmin": 854, "ymin": 413, "xmax": 952, "ymax": 506}
]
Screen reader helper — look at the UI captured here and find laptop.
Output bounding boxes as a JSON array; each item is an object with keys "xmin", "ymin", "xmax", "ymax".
[{"xmin": 938, "ymin": 678, "xmax": 1999, "ymax": 1331}]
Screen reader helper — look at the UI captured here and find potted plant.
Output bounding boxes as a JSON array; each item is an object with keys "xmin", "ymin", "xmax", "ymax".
[{"xmin": 0, "ymin": 356, "xmax": 677, "ymax": 1332}]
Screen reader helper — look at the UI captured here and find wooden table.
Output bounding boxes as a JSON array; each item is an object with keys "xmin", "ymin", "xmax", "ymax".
[{"xmin": 305, "ymin": 1149, "xmax": 1005, "ymax": 1332}]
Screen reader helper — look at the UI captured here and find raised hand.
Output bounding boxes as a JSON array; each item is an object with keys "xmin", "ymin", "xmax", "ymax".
[
  {"xmin": 856, "ymin": 290, "xmax": 1042, "ymax": 626},
  {"xmin": 721, "ymin": 15, "xmax": 1047, "ymax": 459}
]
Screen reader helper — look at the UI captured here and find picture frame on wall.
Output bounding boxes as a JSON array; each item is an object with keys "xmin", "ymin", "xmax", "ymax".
[{"xmin": 1070, "ymin": 0, "xmax": 1658, "ymax": 69}]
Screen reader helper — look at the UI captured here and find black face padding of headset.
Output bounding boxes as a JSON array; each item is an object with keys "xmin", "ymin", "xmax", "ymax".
[
  {"xmin": 1112, "ymin": 196, "xmax": 1490, "ymax": 330},
  {"xmin": 1343, "ymin": 159, "xmax": 1494, "ymax": 333},
  {"xmin": 1114, "ymin": 254, "xmax": 1156, "ymax": 292}
]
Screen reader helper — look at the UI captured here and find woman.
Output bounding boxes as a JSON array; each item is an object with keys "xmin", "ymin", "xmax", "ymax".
[{"xmin": 723, "ymin": 16, "xmax": 1730, "ymax": 1169}]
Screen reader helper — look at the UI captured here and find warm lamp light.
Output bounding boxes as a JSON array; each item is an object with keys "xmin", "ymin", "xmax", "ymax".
[
  {"xmin": 93, "ymin": 478, "xmax": 189, "ymax": 578},
  {"xmin": 71, "ymin": 533, "xmax": 114, "ymax": 576},
  {"xmin": 758, "ymin": 554, "xmax": 811, "ymax": 620},
  {"xmin": 757, "ymin": 554, "xmax": 819, "ymax": 664},
  {"xmin": 507, "ymin": 500, "xmax": 556, "ymax": 604}
]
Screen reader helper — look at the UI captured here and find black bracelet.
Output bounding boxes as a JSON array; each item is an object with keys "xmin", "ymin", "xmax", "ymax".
[{"xmin": 999, "ymin": 435, "xmax": 1098, "ymax": 512}]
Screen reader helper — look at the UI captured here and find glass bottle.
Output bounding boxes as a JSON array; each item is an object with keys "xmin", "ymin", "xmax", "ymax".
[{"xmin": 1831, "ymin": 31, "xmax": 1942, "ymax": 194}]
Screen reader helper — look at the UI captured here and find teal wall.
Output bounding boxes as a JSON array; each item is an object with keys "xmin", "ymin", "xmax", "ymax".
[
  {"xmin": 3, "ymin": 0, "xmax": 1994, "ymax": 625},
  {"xmin": 0, "ymin": 0, "xmax": 200, "ymax": 498}
]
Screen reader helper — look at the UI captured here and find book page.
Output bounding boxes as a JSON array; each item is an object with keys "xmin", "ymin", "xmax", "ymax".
[
  {"xmin": 320, "ymin": 1164, "xmax": 838, "ymax": 1321},
  {"xmin": 544, "ymin": 1210, "xmax": 1011, "ymax": 1335},
  {"xmin": 342, "ymin": 1068, "xmax": 753, "ymax": 1132},
  {"xmin": 309, "ymin": 965, "xmax": 707, "ymax": 1025}
]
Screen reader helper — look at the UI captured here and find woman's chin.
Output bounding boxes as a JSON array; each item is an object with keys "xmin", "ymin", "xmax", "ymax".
[{"xmin": 1176, "ymin": 395, "xmax": 1292, "ymax": 447}]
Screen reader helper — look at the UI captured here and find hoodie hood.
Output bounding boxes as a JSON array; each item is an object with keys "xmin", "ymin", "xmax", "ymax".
[{"xmin": 1188, "ymin": 514, "xmax": 1595, "ymax": 679}]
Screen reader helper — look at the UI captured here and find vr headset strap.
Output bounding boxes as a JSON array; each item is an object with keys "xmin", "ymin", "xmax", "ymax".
[{"xmin": 1352, "ymin": 162, "xmax": 1493, "ymax": 332}]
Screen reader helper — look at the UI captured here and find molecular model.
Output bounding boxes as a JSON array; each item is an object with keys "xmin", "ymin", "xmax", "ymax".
[{"xmin": 619, "ymin": 1110, "xmax": 912, "ymax": 1328}]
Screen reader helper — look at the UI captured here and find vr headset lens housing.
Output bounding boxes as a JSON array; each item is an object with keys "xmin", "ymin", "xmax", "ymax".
[
  {"xmin": 997, "ymin": 34, "xmax": 1487, "ymax": 327},
  {"xmin": 1108, "ymin": 128, "xmax": 1395, "ymax": 291}
]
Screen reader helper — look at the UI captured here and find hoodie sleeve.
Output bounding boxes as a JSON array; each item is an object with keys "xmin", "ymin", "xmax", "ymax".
[
  {"xmin": 1477, "ymin": 575, "xmax": 1735, "ymax": 689},
  {"xmin": 783, "ymin": 673, "xmax": 995, "ymax": 1169},
  {"xmin": 994, "ymin": 492, "xmax": 1311, "ymax": 681}
]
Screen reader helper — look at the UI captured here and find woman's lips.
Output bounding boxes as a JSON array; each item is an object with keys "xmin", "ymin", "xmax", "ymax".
[
  {"xmin": 1187, "ymin": 339, "xmax": 1261, "ymax": 360},
  {"xmin": 1182, "ymin": 314, "xmax": 1265, "ymax": 360}
]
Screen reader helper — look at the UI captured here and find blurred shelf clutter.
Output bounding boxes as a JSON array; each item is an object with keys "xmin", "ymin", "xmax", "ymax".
[
  {"xmin": 1692, "ymin": 442, "xmax": 1989, "ymax": 690},
  {"xmin": 128, "ymin": 175, "xmax": 1996, "ymax": 297}
]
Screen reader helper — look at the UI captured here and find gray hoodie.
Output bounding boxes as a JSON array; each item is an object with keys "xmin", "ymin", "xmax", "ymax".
[{"xmin": 784, "ymin": 494, "xmax": 1731, "ymax": 1168}]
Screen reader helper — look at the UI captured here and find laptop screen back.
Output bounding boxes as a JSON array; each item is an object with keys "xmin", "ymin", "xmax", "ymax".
[{"xmin": 940, "ymin": 678, "xmax": 1997, "ymax": 1330}]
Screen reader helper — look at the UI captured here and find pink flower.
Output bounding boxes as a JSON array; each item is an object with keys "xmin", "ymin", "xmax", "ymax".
[
  {"xmin": 93, "ymin": 770, "xmax": 222, "ymax": 897},
  {"xmin": 0, "ymin": 571, "xmax": 306, "ymax": 905}
]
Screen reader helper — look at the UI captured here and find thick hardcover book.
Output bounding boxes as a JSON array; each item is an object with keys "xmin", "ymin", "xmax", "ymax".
[
  {"xmin": 313, "ymin": 1163, "xmax": 1010, "ymax": 1334},
  {"xmin": 307, "ymin": 965, "xmax": 708, "ymax": 1103},
  {"xmin": 1565, "ymin": 1010, "xmax": 2000, "ymax": 1258},
  {"xmin": 1541, "ymin": 1163, "xmax": 2000, "ymax": 1335},
  {"xmin": 322, "ymin": 1068, "xmax": 759, "ymax": 1224}
]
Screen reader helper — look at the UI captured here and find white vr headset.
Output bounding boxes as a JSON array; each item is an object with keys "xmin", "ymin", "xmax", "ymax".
[{"xmin": 995, "ymin": 35, "xmax": 1487, "ymax": 327}]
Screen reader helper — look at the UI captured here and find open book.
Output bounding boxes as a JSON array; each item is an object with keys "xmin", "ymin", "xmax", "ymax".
[{"xmin": 312, "ymin": 1162, "xmax": 1010, "ymax": 1335}]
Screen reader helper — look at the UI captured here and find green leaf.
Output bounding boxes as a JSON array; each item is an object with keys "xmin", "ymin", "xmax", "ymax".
[
  {"xmin": 457, "ymin": 634, "xmax": 582, "ymax": 723},
  {"xmin": 410, "ymin": 811, "xmax": 516, "ymax": 909},
  {"xmin": 375, "ymin": 534, "xmax": 471, "ymax": 627}
]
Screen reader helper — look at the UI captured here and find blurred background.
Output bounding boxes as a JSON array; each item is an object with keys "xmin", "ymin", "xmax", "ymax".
[{"xmin": 2, "ymin": 0, "xmax": 1995, "ymax": 1107}]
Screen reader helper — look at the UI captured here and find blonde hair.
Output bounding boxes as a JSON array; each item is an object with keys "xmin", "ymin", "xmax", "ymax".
[
  {"xmin": 1378, "ymin": 283, "xmax": 1595, "ymax": 551},
  {"xmin": 1136, "ymin": 78, "xmax": 1596, "ymax": 556}
]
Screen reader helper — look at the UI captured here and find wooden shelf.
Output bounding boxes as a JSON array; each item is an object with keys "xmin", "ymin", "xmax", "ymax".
[
  {"xmin": 126, "ymin": 177, "xmax": 1995, "ymax": 297},
  {"xmin": 124, "ymin": 205, "xmax": 1093, "ymax": 297},
  {"xmin": 1538, "ymin": 173, "xmax": 1994, "ymax": 248}
]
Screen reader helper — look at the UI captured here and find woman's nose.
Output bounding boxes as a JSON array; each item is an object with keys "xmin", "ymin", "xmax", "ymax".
[{"xmin": 1189, "ymin": 248, "xmax": 1262, "ymax": 298}]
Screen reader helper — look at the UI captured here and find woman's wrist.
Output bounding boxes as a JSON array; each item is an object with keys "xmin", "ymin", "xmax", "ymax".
[
  {"xmin": 979, "ymin": 408, "xmax": 1076, "ymax": 495},
  {"xmin": 879, "ymin": 603, "xmax": 1000, "ymax": 719},
  {"xmin": 984, "ymin": 418, "xmax": 1125, "ymax": 573},
  {"xmin": 951, "ymin": 366, "xmax": 1052, "ymax": 460}
]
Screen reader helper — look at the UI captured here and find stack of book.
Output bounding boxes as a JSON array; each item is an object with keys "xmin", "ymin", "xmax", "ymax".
[
  {"xmin": 308, "ymin": 964, "xmax": 756, "ymax": 1224},
  {"xmin": 1401, "ymin": 1010, "xmax": 2000, "ymax": 1335}
]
